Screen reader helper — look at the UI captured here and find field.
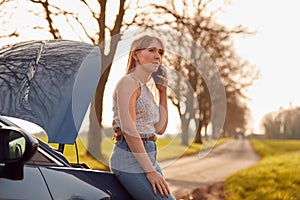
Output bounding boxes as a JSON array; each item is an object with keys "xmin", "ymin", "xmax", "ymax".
[
  {"xmin": 224, "ymin": 139, "xmax": 300, "ymax": 200},
  {"xmin": 41, "ymin": 135, "xmax": 228, "ymax": 171},
  {"xmin": 67, "ymin": 137, "xmax": 204, "ymax": 170}
]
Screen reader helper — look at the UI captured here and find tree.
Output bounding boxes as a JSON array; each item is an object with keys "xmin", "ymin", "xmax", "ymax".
[
  {"xmin": 0, "ymin": 0, "xmax": 19, "ymax": 40},
  {"xmin": 261, "ymin": 106, "xmax": 300, "ymax": 139},
  {"xmin": 167, "ymin": 57, "xmax": 202, "ymax": 145},
  {"xmin": 223, "ymin": 93, "xmax": 249, "ymax": 137},
  {"xmin": 131, "ymin": 0, "xmax": 259, "ymax": 142}
]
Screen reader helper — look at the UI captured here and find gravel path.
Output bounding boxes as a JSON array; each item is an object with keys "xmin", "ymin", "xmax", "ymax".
[{"xmin": 160, "ymin": 139, "xmax": 260, "ymax": 199}]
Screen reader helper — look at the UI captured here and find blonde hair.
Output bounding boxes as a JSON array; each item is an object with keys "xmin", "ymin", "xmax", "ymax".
[{"xmin": 126, "ymin": 35, "xmax": 165, "ymax": 74}]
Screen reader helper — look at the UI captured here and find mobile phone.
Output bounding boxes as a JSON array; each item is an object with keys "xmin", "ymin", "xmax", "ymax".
[{"xmin": 152, "ymin": 65, "xmax": 164, "ymax": 83}]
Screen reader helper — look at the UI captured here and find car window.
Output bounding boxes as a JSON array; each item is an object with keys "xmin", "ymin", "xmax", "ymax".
[{"xmin": 26, "ymin": 148, "xmax": 62, "ymax": 166}]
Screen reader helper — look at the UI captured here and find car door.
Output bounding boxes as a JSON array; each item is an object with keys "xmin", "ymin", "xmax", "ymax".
[
  {"xmin": 39, "ymin": 167, "xmax": 110, "ymax": 200},
  {"xmin": 27, "ymin": 142, "xmax": 110, "ymax": 200},
  {"xmin": 0, "ymin": 165, "xmax": 53, "ymax": 200}
]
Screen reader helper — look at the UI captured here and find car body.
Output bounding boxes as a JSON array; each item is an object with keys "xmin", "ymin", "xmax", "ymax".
[{"xmin": 0, "ymin": 116, "xmax": 134, "ymax": 200}]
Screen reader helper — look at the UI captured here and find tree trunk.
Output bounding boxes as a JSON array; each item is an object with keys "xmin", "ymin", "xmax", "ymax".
[
  {"xmin": 194, "ymin": 121, "xmax": 203, "ymax": 143},
  {"xmin": 86, "ymin": 97, "xmax": 104, "ymax": 161},
  {"xmin": 181, "ymin": 115, "xmax": 189, "ymax": 146},
  {"xmin": 86, "ymin": 57, "xmax": 111, "ymax": 157}
]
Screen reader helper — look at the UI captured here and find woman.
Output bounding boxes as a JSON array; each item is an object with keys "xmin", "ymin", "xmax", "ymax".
[{"xmin": 109, "ymin": 35, "xmax": 176, "ymax": 200}]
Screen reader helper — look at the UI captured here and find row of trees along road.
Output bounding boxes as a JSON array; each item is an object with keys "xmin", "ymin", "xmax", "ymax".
[
  {"xmin": 261, "ymin": 105, "xmax": 300, "ymax": 139},
  {"xmin": 0, "ymin": 0, "xmax": 259, "ymax": 160}
]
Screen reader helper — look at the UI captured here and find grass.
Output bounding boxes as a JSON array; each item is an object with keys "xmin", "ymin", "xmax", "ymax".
[
  {"xmin": 223, "ymin": 139, "xmax": 300, "ymax": 200},
  {"xmin": 38, "ymin": 135, "xmax": 229, "ymax": 171}
]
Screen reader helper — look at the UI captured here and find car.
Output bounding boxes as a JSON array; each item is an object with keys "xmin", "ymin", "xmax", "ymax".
[
  {"xmin": 0, "ymin": 40, "xmax": 134, "ymax": 199},
  {"xmin": 0, "ymin": 115, "xmax": 134, "ymax": 200}
]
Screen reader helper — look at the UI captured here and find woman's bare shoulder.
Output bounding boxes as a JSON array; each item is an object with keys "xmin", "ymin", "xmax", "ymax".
[
  {"xmin": 115, "ymin": 74, "xmax": 140, "ymax": 92},
  {"xmin": 117, "ymin": 75, "xmax": 138, "ymax": 87}
]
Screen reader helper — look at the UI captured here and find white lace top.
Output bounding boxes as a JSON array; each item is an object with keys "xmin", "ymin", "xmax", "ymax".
[{"xmin": 112, "ymin": 81, "xmax": 160, "ymax": 134}]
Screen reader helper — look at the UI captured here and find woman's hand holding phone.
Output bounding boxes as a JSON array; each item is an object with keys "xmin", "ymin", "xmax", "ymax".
[
  {"xmin": 152, "ymin": 65, "xmax": 164, "ymax": 83},
  {"xmin": 152, "ymin": 65, "xmax": 168, "ymax": 91}
]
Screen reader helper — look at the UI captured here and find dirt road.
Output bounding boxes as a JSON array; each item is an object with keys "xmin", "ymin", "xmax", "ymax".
[{"xmin": 160, "ymin": 139, "xmax": 260, "ymax": 199}]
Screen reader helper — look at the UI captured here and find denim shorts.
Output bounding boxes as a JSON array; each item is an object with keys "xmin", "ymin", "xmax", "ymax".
[{"xmin": 109, "ymin": 135, "xmax": 175, "ymax": 200}]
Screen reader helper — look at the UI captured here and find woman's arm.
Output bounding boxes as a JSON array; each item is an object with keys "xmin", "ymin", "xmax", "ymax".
[
  {"xmin": 154, "ymin": 65, "xmax": 168, "ymax": 135},
  {"xmin": 155, "ymin": 90, "xmax": 168, "ymax": 135}
]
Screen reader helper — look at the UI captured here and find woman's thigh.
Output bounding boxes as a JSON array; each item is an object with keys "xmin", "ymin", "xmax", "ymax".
[
  {"xmin": 110, "ymin": 140, "xmax": 158, "ymax": 173},
  {"xmin": 116, "ymin": 170, "xmax": 176, "ymax": 200}
]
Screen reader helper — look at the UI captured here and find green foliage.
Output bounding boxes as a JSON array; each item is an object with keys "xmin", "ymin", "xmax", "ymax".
[
  {"xmin": 224, "ymin": 139, "xmax": 300, "ymax": 200},
  {"xmin": 251, "ymin": 139, "xmax": 300, "ymax": 157}
]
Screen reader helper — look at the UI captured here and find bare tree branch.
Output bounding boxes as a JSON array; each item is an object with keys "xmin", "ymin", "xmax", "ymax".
[{"xmin": 132, "ymin": 0, "xmax": 259, "ymax": 139}]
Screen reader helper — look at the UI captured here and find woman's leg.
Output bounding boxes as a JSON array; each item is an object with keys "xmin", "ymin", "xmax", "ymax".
[
  {"xmin": 116, "ymin": 170, "xmax": 176, "ymax": 200},
  {"xmin": 110, "ymin": 139, "xmax": 176, "ymax": 199}
]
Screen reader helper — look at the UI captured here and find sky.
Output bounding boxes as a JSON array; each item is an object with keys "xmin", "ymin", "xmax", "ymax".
[
  {"xmin": 217, "ymin": 0, "xmax": 300, "ymax": 133},
  {"xmin": 2, "ymin": 0, "xmax": 300, "ymax": 134}
]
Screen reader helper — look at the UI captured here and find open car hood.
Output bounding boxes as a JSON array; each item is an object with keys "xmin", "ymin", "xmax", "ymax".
[{"xmin": 0, "ymin": 40, "xmax": 101, "ymax": 144}]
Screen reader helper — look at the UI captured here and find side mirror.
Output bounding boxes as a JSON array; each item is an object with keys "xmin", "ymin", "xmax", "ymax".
[
  {"xmin": 0, "ymin": 127, "xmax": 39, "ymax": 180},
  {"xmin": 0, "ymin": 126, "xmax": 39, "ymax": 163}
]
